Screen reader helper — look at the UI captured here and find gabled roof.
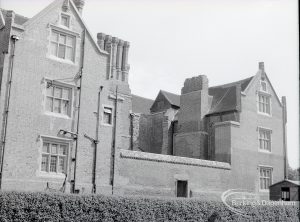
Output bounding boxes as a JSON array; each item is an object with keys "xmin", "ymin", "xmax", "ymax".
[
  {"xmin": 207, "ymin": 76, "xmax": 253, "ymax": 115},
  {"xmin": 270, "ymin": 179, "xmax": 300, "ymax": 187},
  {"xmin": 154, "ymin": 76, "xmax": 253, "ymax": 116},
  {"xmin": 132, "ymin": 95, "xmax": 154, "ymax": 114},
  {"xmin": 160, "ymin": 90, "xmax": 180, "ymax": 107},
  {"xmin": 21, "ymin": 0, "xmax": 107, "ymax": 55}
]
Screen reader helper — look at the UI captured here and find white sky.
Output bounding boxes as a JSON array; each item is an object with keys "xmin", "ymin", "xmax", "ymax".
[{"xmin": 1, "ymin": 0, "xmax": 299, "ymax": 168}]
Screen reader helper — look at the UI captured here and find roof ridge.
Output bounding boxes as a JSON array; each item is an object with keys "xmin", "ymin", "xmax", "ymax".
[
  {"xmin": 132, "ymin": 94, "xmax": 154, "ymax": 101},
  {"xmin": 210, "ymin": 76, "xmax": 253, "ymax": 89}
]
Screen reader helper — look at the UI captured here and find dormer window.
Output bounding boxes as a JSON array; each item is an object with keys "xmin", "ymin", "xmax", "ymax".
[{"xmin": 61, "ymin": 14, "xmax": 70, "ymax": 28}]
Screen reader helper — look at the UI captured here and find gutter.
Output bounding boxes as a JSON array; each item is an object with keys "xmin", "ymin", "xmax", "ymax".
[
  {"xmin": 72, "ymin": 29, "xmax": 86, "ymax": 193},
  {"xmin": 92, "ymin": 85, "xmax": 103, "ymax": 193},
  {"xmin": 111, "ymin": 86, "xmax": 118, "ymax": 195},
  {"xmin": 0, "ymin": 35, "xmax": 19, "ymax": 189}
]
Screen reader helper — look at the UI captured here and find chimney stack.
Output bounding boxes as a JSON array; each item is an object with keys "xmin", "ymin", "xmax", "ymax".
[
  {"xmin": 73, "ymin": 0, "xmax": 85, "ymax": 15},
  {"xmin": 259, "ymin": 62, "xmax": 265, "ymax": 72},
  {"xmin": 179, "ymin": 75, "xmax": 209, "ymax": 132},
  {"xmin": 97, "ymin": 33, "xmax": 130, "ymax": 83},
  {"xmin": 97, "ymin": 33, "xmax": 106, "ymax": 50}
]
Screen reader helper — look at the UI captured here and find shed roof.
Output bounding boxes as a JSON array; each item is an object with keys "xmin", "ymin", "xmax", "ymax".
[
  {"xmin": 160, "ymin": 90, "xmax": 180, "ymax": 107},
  {"xmin": 131, "ymin": 94, "xmax": 154, "ymax": 114},
  {"xmin": 270, "ymin": 179, "xmax": 300, "ymax": 187}
]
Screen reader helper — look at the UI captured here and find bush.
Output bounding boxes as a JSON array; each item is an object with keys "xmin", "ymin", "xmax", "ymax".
[{"xmin": 0, "ymin": 191, "xmax": 298, "ymax": 221}]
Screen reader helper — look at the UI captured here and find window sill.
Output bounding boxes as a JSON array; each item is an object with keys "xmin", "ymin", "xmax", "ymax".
[
  {"xmin": 101, "ymin": 123, "xmax": 113, "ymax": 127},
  {"xmin": 38, "ymin": 171, "xmax": 66, "ymax": 179},
  {"xmin": 258, "ymin": 149, "xmax": 272, "ymax": 154},
  {"xmin": 47, "ymin": 55, "xmax": 77, "ymax": 66},
  {"xmin": 44, "ymin": 111, "xmax": 72, "ymax": 120},
  {"xmin": 257, "ymin": 112, "xmax": 272, "ymax": 117}
]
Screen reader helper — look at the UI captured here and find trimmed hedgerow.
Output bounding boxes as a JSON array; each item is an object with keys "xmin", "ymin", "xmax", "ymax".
[{"xmin": 0, "ymin": 191, "xmax": 298, "ymax": 221}]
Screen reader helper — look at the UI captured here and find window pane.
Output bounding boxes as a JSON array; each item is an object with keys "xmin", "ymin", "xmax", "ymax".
[
  {"xmin": 61, "ymin": 100, "xmax": 69, "ymax": 115},
  {"xmin": 51, "ymin": 32, "xmax": 59, "ymax": 42},
  {"xmin": 58, "ymin": 45, "xmax": 66, "ymax": 59},
  {"xmin": 43, "ymin": 143, "xmax": 50, "ymax": 153},
  {"xmin": 41, "ymin": 155, "xmax": 49, "ymax": 172},
  {"xmin": 59, "ymin": 34, "xmax": 66, "ymax": 44},
  {"xmin": 50, "ymin": 156, "xmax": 57, "ymax": 172},
  {"xmin": 46, "ymin": 97, "xmax": 53, "ymax": 112},
  {"xmin": 66, "ymin": 36, "xmax": 74, "ymax": 47},
  {"xmin": 51, "ymin": 144, "xmax": 58, "ymax": 154},
  {"xmin": 66, "ymin": 47, "xmax": 74, "ymax": 61},
  {"xmin": 46, "ymin": 85, "xmax": 53, "ymax": 96},
  {"xmin": 53, "ymin": 99, "xmax": 61, "ymax": 113},
  {"xmin": 58, "ymin": 157, "xmax": 65, "ymax": 173},
  {"xmin": 59, "ymin": 145, "xmax": 67, "ymax": 155},
  {"xmin": 50, "ymin": 42, "xmax": 58, "ymax": 56},
  {"xmin": 54, "ymin": 87, "xmax": 62, "ymax": 98},
  {"xmin": 103, "ymin": 112, "xmax": 112, "ymax": 124},
  {"xmin": 62, "ymin": 88, "xmax": 70, "ymax": 100}
]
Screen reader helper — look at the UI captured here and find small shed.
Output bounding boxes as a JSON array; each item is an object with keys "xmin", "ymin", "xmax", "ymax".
[{"xmin": 269, "ymin": 179, "xmax": 300, "ymax": 201}]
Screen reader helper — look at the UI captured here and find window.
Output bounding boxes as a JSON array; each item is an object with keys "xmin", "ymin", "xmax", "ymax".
[
  {"xmin": 176, "ymin": 180, "xmax": 188, "ymax": 197},
  {"xmin": 258, "ymin": 93, "xmax": 271, "ymax": 115},
  {"xmin": 281, "ymin": 187, "xmax": 290, "ymax": 201},
  {"xmin": 46, "ymin": 82, "xmax": 72, "ymax": 116},
  {"xmin": 260, "ymin": 80, "xmax": 267, "ymax": 92},
  {"xmin": 61, "ymin": 14, "xmax": 70, "ymax": 28},
  {"xmin": 259, "ymin": 167, "xmax": 272, "ymax": 190},
  {"xmin": 258, "ymin": 128, "xmax": 271, "ymax": 152},
  {"xmin": 41, "ymin": 140, "xmax": 69, "ymax": 174},
  {"xmin": 50, "ymin": 30, "xmax": 75, "ymax": 61},
  {"xmin": 103, "ymin": 107, "xmax": 113, "ymax": 125}
]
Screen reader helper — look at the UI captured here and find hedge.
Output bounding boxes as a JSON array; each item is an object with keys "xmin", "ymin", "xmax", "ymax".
[{"xmin": 0, "ymin": 192, "xmax": 299, "ymax": 221}]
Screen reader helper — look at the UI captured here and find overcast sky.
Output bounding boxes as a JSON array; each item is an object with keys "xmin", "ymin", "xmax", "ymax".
[{"xmin": 1, "ymin": 0, "xmax": 299, "ymax": 168}]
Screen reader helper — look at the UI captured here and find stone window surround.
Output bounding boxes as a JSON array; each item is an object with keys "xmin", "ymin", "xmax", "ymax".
[
  {"xmin": 43, "ymin": 77, "xmax": 76, "ymax": 120},
  {"xmin": 101, "ymin": 105, "xmax": 114, "ymax": 127},
  {"xmin": 257, "ymin": 126, "xmax": 272, "ymax": 153},
  {"xmin": 47, "ymin": 23, "xmax": 80, "ymax": 65},
  {"xmin": 37, "ymin": 135, "xmax": 72, "ymax": 179},
  {"xmin": 258, "ymin": 165, "xmax": 273, "ymax": 192},
  {"xmin": 60, "ymin": 13, "xmax": 71, "ymax": 28},
  {"xmin": 257, "ymin": 91, "xmax": 272, "ymax": 117},
  {"xmin": 260, "ymin": 80, "xmax": 268, "ymax": 92}
]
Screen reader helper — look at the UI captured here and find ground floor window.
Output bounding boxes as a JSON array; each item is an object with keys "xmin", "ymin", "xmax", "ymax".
[
  {"xmin": 259, "ymin": 167, "xmax": 272, "ymax": 190},
  {"xmin": 41, "ymin": 139, "xmax": 69, "ymax": 174},
  {"xmin": 176, "ymin": 180, "xmax": 188, "ymax": 197}
]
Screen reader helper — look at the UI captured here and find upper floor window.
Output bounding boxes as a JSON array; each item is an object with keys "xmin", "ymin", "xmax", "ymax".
[
  {"xmin": 103, "ymin": 107, "xmax": 113, "ymax": 125},
  {"xmin": 258, "ymin": 93, "xmax": 271, "ymax": 115},
  {"xmin": 259, "ymin": 167, "xmax": 272, "ymax": 191},
  {"xmin": 41, "ymin": 139, "xmax": 69, "ymax": 174},
  {"xmin": 46, "ymin": 81, "xmax": 72, "ymax": 117},
  {"xmin": 260, "ymin": 80, "xmax": 267, "ymax": 92},
  {"xmin": 258, "ymin": 128, "xmax": 271, "ymax": 152},
  {"xmin": 50, "ymin": 30, "xmax": 75, "ymax": 62},
  {"xmin": 61, "ymin": 14, "xmax": 70, "ymax": 28}
]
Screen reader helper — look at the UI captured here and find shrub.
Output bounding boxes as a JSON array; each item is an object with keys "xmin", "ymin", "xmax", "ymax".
[{"xmin": 0, "ymin": 191, "xmax": 298, "ymax": 221}]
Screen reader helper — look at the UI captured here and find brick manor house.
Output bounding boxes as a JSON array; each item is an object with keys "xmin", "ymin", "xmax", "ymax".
[{"xmin": 0, "ymin": 0, "xmax": 287, "ymax": 200}]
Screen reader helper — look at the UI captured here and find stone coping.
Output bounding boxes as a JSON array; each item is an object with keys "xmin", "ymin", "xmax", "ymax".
[{"xmin": 119, "ymin": 149, "xmax": 231, "ymax": 170}]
